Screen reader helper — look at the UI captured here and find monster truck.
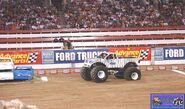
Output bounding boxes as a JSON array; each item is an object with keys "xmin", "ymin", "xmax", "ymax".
[
  {"xmin": 80, "ymin": 52, "xmax": 141, "ymax": 83},
  {"xmin": 0, "ymin": 57, "xmax": 34, "ymax": 81}
]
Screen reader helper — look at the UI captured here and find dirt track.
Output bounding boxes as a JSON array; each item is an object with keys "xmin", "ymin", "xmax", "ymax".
[{"xmin": 1, "ymin": 70, "xmax": 185, "ymax": 109}]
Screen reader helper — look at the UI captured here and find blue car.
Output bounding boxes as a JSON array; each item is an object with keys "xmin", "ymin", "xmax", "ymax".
[{"xmin": 13, "ymin": 66, "xmax": 34, "ymax": 80}]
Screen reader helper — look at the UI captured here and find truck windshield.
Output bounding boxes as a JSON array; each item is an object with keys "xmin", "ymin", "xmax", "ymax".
[
  {"xmin": 97, "ymin": 53, "xmax": 108, "ymax": 59},
  {"xmin": 0, "ymin": 59, "xmax": 12, "ymax": 62}
]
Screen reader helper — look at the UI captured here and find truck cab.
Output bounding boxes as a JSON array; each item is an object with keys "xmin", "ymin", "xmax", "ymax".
[{"xmin": 0, "ymin": 58, "xmax": 14, "ymax": 80}]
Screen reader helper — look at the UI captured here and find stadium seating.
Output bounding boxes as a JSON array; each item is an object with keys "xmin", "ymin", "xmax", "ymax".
[
  {"xmin": 0, "ymin": 26, "xmax": 185, "ymax": 50},
  {"xmin": 0, "ymin": 0, "xmax": 185, "ymax": 30}
]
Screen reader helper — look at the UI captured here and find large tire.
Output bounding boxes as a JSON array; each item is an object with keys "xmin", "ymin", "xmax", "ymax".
[
  {"xmin": 80, "ymin": 67, "xmax": 92, "ymax": 81},
  {"xmin": 90, "ymin": 66, "xmax": 108, "ymax": 83},
  {"xmin": 115, "ymin": 63, "xmax": 136, "ymax": 79},
  {"xmin": 124, "ymin": 67, "xmax": 141, "ymax": 80},
  {"xmin": 114, "ymin": 68, "xmax": 124, "ymax": 79}
]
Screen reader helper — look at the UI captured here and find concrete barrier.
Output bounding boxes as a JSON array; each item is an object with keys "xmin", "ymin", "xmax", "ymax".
[
  {"xmin": 159, "ymin": 66, "xmax": 166, "ymax": 70},
  {"xmin": 33, "ymin": 64, "xmax": 185, "ymax": 76}
]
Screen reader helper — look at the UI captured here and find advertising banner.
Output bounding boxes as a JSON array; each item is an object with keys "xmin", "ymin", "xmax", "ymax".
[
  {"xmin": 163, "ymin": 47, "xmax": 185, "ymax": 60},
  {"xmin": 109, "ymin": 47, "xmax": 151, "ymax": 60},
  {"xmin": 154, "ymin": 48, "xmax": 164, "ymax": 61},
  {"xmin": 42, "ymin": 50, "xmax": 54, "ymax": 64},
  {"xmin": 0, "ymin": 51, "xmax": 42, "ymax": 65},
  {"xmin": 54, "ymin": 49, "xmax": 108, "ymax": 64}
]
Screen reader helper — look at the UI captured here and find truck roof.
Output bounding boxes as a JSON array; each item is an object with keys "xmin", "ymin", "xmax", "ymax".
[{"xmin": 0, "ymin": 58, "xmax": 13, "ymax": 62}]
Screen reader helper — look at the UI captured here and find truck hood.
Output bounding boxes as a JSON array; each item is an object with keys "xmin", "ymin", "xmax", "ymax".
[
  {"xmin": 0, "ymin": 63, "xmax": 14, "ymax": 70},
  {"xmin": 84, "ymin": 58, "xmax": 101, "ymax": 64},
  {"xmin": 0, "ymin": 71, "xmax": 14, "ymax": 80}
]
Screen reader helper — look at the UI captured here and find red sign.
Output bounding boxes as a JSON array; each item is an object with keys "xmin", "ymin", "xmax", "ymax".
[
  {"xmin": 0, "ymin": 50, "xmax": 42, "ymax": 65},
  {"xmin": 109, "ymin": 47, "xmax": 151, "ymax": 60}
]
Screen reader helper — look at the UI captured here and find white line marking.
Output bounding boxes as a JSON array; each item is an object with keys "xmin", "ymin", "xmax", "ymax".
[{"xmin": 172, "ymin": 70, "xmax": 185, "ymax": 76}]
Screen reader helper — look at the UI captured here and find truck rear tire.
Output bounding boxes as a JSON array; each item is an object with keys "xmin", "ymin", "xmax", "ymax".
[
  {"xmin": 115, "ymin": 63, "xmax": 137, "ymax": 79},
  {"xmin": 80, "ymin": 67, "xmax": 92, "ymax": 81},
  {"xmin": 124, "ymin": 67, "xmax": 141, "ymax": 80},
  {"xmin": 90, "ymin": 66, "xmax": 108, "ymax": 83}
]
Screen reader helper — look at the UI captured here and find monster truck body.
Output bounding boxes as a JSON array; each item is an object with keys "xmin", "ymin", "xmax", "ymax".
[{"xmin": 81, "ymin": 52, "xmax": 141, "ymax": 83}]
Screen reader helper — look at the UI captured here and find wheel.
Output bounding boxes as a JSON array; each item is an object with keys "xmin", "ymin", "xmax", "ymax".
[
  {"xmin": 114, "ymin": 68, "xmax": 124, "ymax": 79},
  {"xmin": 115, "ymin": 63, "xmax": 136, "ymax": 79},
  {"xmin": 90, "ymin": 66, "xmax": 108, "ymax": 83},
  {"xmin": 80, "ymin": 67, "xmax": 92, "ymax": 81},
  {"xmin": 124, "ymin": 67, "xmax": 141, "ymax": 80}
]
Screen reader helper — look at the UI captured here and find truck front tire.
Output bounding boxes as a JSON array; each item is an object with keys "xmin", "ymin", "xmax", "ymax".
[
  {"xmin": 90, "ymin": 66, "xmax": 108, "ymax": 83},
  {"xmin": 124, "ymin": 67, "xmax": 141, "ymax": 80},
  {"xmin": 80, "ymin": 67, "xmax": 92, "ymax": 81}
]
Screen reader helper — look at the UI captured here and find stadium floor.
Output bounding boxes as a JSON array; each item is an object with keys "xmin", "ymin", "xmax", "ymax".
[{"xmin": 0, "ymin": 70, "xmax": 185, "ymax": 109}]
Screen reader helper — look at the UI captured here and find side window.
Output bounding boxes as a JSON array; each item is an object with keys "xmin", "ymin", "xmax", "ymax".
[
  {"xmin": 106, "ymin": 54, "xmax": 114, "ymax": 60},
  {"xmin": 113, "ymin": 54, "xmax": 117, "ymax": 59},
  {"xmin": 98, "ymin": 53, "xmax": 108, "ymax": 59}
]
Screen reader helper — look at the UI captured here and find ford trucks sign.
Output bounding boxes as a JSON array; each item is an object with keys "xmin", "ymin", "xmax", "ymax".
[{"xmin": 163, "ymin": 47, "xmax": 185, "ymax": 60}]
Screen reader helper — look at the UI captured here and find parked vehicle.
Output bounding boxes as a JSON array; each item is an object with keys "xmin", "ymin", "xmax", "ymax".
[{"xmin": 0, "ymin": 58, "xmax": 34, "ymax": 81}]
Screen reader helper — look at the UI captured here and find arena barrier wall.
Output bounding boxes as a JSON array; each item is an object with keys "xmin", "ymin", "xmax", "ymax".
[
  {"xmin": 0, "ymin": 47, "xmax": 151, "ymax": 67},
  {"xmin": 0, "ymin": 46, "xmax": 185, "ymax": 73},
  {"xmin": 0, "ymin": 30, "xmax": 185, "ymax": 38}
]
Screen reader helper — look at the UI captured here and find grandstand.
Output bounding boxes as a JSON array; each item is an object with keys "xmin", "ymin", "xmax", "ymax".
[
  {"xmin": 0, "ymin": 26, "xmax": 185, "ymax": 50},
  {"xmin": 0, "ymin": 0, "xmax": 185, "ymax": 30},
  {"xmin": 0, "ymin": 0, "xmax": 185, "ymax": 63}
]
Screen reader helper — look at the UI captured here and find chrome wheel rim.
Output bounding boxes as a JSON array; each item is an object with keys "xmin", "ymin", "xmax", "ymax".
[
  {"xmin": 97, "ymin": 71, "xmax": 106, "ymax": 79},
  {"xmin": 131, "ymin": 72, "xmax": 139, "ymax": 80}
]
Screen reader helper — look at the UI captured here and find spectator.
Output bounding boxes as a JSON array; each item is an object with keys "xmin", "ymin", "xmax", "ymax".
[
  {"xmin": 63, "ymin": 38, "xmax": 73, "ymax": 50},
  {"xmin": 53, "ymin": 37, "xmax": 73, "ymax": 50}
]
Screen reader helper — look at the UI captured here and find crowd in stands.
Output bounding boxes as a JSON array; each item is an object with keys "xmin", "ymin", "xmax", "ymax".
[
  {"xmin": 64, "ymin": 0, "xmax": 185, "ymax": 28},
  {"xmin": 0, "ymin": 0, "xmax": 62, "ymax": 30},
  {"xmin": 0, "ymin": 0, "xmax": 185, "ymax": 30}
]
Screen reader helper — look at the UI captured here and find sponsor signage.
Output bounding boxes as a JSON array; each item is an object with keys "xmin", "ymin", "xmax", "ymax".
[
  {"xmin": 164, "ymin": 47, "xmax": 185, "ymax": 60},
  {"xmin": 54, "ymin": 49, "xmax": 108, "ymax": 63},
  {"xmin": 151, "ymin": 93, "xmax": 185, "ymax": 109},
  {"xmin": 0, "ymin": 51, "xmax": 42, "ymax": 65},
  {"xmin": 42, "ymin": 50, "xmax": 54, "ymax": 64},
  {"xmin": 154, "ymin": 48, "xmax": 164, "ymax": 61},
  {"xmin": 109, "ymin": 47, "xmax": 151, "ymax": 60}
]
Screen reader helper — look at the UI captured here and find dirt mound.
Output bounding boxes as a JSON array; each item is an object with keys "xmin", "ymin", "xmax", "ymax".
[{"xmin": 0, "ymin": 99, "xmax": 38, "ymax": 109}]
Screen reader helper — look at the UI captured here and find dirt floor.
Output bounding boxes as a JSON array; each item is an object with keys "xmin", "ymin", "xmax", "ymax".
[{"xmin": 0, "ymin": 70, "xmax": 185, "ymax": 109}]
